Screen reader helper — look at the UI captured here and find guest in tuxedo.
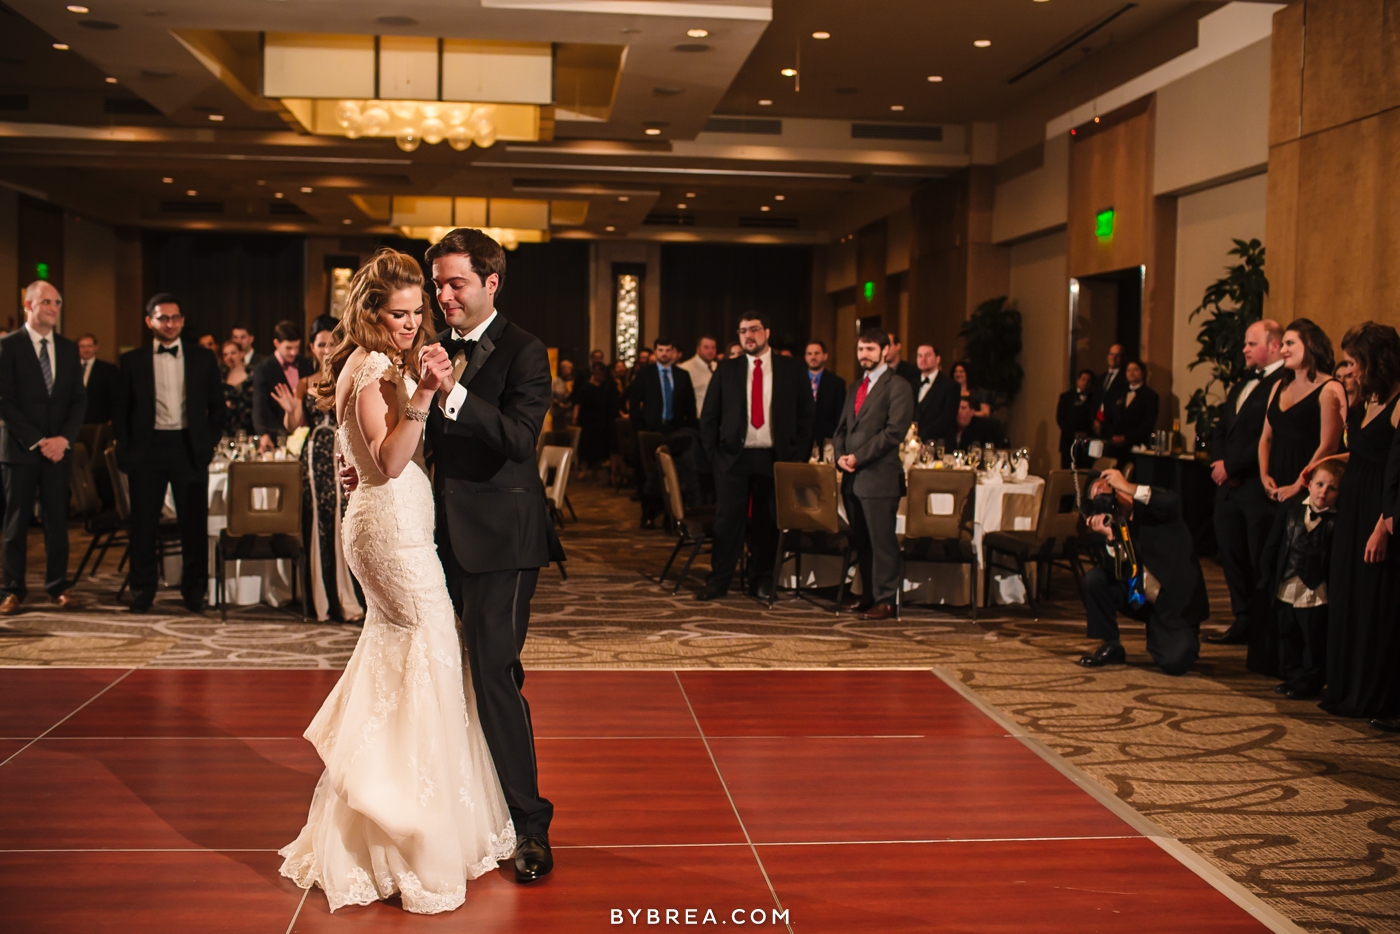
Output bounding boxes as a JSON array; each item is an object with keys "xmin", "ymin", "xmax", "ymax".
[
  {"xmin": 113, "ymin": 293, "xmax": 225, "ymax": 613},
  {"xmin": 630, "ymin": 338, "xmax": 699, "ymax": 523},
  {"xmin": 1102, "ymin": 360, "xmax": 1159, "ymax": 461},
  {"xmin": 1077, "ymin": 468, "xmax": 1208, "ymax": 675},
  {"xmin": 833, "ymin": 329, "xmax": 914, "ymax": 621},
  {"xmin": 679, "ymin": 335, "xmax": 719, "ymax": 416},
  {"xmin": 0, "ymin": 281, "xmax": 86, "ymax": 614},
  {"xmin": 1056, "ymin": 369, "xmax": 1097, "ymax": 468},
  {"xmin": 696, "ymin": 313, "xmax": 814, "ymax": 602},
  {"xmin": 1094, "ymin": 342, "xmax": 1128, "ymax": 434},
  {"xmin": 1204, "ymin": 320, "xmax": 1285, "ymax": 646},
  {"xmin": 944, "ymin": 398, "xmax": 1008, "ymax": 452},
  {"xmin": 230, "ymin": 325, "xmax": 262, "ymax": 370},
  {"xmin": 252, "ymin": 320, "xmax": 316, "ymax": 453},
  {"xmin": 77, "ymin": 333, "xmax": 117, "ymax": 425},
  {"xmin": 804, "ymin": 340, "xmax": 846, "ymax": 445},
  {"xmin": 883, "ymin": 332, "xmax": 921, "ymax": 392},
  {"xmin": 913, "ymin": 343, "xmax": 958, "ymax": 445}
]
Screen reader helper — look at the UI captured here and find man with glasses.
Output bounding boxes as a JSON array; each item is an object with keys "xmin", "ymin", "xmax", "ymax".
[
  {"xmin": 112, "ymin": 293, "xmax": 225, "ymax": 613},
  {"xmin": 0, "ymin": 281, "xmax": 86, "ymax": 614},
  {"xmin": 696, "ymin": 314, "xmax": 813, "ymax": 602}
]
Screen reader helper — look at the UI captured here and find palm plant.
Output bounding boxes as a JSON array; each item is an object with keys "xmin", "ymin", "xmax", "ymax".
[{"xmin": 1185, "ymin": 238, "xmax": 1268, "ymax": 435}]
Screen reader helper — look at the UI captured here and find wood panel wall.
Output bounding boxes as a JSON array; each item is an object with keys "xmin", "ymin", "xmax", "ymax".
[{"xmin": 1267, "ymin": 0, "xmax": 1400, "ymax": 338}]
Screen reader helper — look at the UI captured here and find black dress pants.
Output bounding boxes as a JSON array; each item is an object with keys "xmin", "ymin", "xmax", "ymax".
[
  {"xmin": 843, "ymin": 483, "xmax": 901, "ymax": 605},
  {"xmin": 1213, "ymin": 480, "xmax": 1274, "ymax": 631},
  {"xmin": 706, "ymin": 448, "xmax": 777, "ymax": 594},
  {"xmin": 1, "ymin": 458, "xmax": 72, "ymax": 601},
  {"xmin": 128, "ymin": 430, "xmax": 208, "ymax": 606},
  {"xmin": 1080, "ymin": 565, "xmax": 1199, "ymax": 676},
  {"xmin": 1277, "ymin": 600, "xmax": 1328, "ymax": 691},
  {"xmin": 451, "ymin": 564, "xmax": 553, "ymax": 839}
]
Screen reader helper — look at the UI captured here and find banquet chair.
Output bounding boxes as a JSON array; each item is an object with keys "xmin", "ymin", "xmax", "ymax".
[
  {"xmin": 614, "ymin": 418, "xmax": 637, "ymax": 491},
  {"xmin": 215, "ymin": 460, "xmax": 306, "ymax": 621},
  {"xmin": 71, "ymin": 443, "xmax": 125, "ymax": 580},
  {"xmin": 539, "ymin": 428, "xmax": 581, "ymax": 520},
  {"xmin": 538, "ymin": 445, "xmax": 573, "ymax": 529},
  {"xmin": 656, "ymin": 449, "xmax": 715, "ymax": 593},
  {"xmin": 103, "ymin": 444, "xmax": 182, "ymax": 599},
  {"xmin": 902, "ymin": 469, "xmax": 979, "ymax": 619},
  {"xmin": 768, "ymin": 462, "xmax": 850, "ymax": 610},
  {"xmin": 982, "ymin": 470, "xmax": 1085, "ymax": 617}
]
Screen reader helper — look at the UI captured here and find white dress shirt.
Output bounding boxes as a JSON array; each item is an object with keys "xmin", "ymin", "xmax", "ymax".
[
  {"xmin": 440, "ymin": 310, "xmax": 497, "ymax": 421},
  {"xmin": 859, "ymin": 362, "xmax": 889, "ymax": 394},
  {"xmin": 1235, "ymin": 358, "xmax": 1285, "ymax": 412},
  {"xmin": 744, "ymin": 348, "xmax": 774, "ymax": 448},
  {"xmin": 917, "ymin": 369, "xmax": 939, "ymax": 403},
  {"xmin": 679, "ymin": 354, "xmax": 714, "ymax": 416},
  {"xmin": 23, "ymin": 323, "xmax": 56, "ymax": 385},
  {"xmin": 81, "ymin": 357, "xmax": 94, "ymax": 387},
  {"xmin": 152, "ymin": 337, "xmax": 187, "ymax": 430}
]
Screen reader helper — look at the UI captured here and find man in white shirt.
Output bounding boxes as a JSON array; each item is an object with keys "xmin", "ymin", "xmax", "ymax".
[
  {"xmin": 0, "ymin": 281, "xmax": 86, "ymax": 614},
  {"xmin": 913, "ymin": 343, "xmax": 959, "ymax": 444},
  {"xmin": 678, "ymin": 335, "xmax": 718, "ymax": 417}
]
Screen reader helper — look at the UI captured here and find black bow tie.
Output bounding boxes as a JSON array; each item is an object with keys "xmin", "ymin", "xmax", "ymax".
[
  {"xmin": 157, "ymin": 344, "xmax": 179, "ymax": 357},
  {"xmin": 1246, "ymin": 368, "xmax": 1264, "ymax": 380},
  {"xmin": 440, "ymin": 337, "xmax": 477, "ymax": 360},
  {"xmin": 1306, "ymin": 505, "xmax": 1330, "ymax": 523}
]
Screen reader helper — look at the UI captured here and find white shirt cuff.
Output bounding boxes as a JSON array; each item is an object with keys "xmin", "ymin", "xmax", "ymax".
[
  {"xmin": 1133, "ymin": 485, "xmax": 1152, "ymax": 504},
  {"xmin": 440, "ymin": 382, "xmax": 468, "ymax": 421}
]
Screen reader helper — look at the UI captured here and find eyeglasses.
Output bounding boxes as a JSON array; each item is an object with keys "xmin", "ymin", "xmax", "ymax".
[
  {"xmin": 737, "ymin": 325, "xmax": 766, "ymax": 336},
  {"xmin": 150, "ymin": 314, "xmax": 184, "ymax": 324}
]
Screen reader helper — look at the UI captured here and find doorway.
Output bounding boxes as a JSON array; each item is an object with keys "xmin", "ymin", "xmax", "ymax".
[{"xmin": 1069, "ymin": 265, "xmax": 1143, "ymax": 377}]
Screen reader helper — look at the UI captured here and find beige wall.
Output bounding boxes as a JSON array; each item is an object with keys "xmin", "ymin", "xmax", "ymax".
[
  {"xmin": 0, "ymin": 189, "xmax": 16, "ymax": 331},
  {"xmin": 1005, "ymin": 230, "xmax": 1069, "ymax": 476},
  {"xmin": 1155, "ymin": 37, "xmax": 1271, "ymax": 196},
  {"xmin": 992, "ymin": 133, "xmax": 1069, "ymax": 245},
  {"xmin": 61, "ymin": 214, "xmax": 118, "ymax": 360},
  {"xmin": 1172, "ymin": 173, "xmax": 1269, "ymax": 424}
]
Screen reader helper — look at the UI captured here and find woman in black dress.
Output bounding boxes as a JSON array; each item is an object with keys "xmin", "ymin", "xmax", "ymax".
[
  {"xmin": 220, "ymin": 340, "xmax": 255, "ymax": 437},
  {"xmin": 570, "ymin": 361, "xmax": 617, "ymax": 479},
  {"xmin": 1319, "ymin": 322, "xmax": 1400, "ymax": 721},
  {"xmin": 952, "ymin": 361, "xmax": 993, "ymax": 418},
  {"xmin": 1260, "ymin": 318, "xmax": 1346, "ymax": 504}
]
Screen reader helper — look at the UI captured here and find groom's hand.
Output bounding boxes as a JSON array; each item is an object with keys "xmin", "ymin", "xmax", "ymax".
[
  {"xmin": 420, "ymin": 344, "xmax": 455, "ymax": 395},
  {"xmin": 337, "ymin": 453, "xmax": 359, "ymax": 494}
]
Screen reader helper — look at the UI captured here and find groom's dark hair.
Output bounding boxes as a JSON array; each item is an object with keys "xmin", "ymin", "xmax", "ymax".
[{"xmin": 424, "ymin": 228, "xmax": 507, "ymax": 298}]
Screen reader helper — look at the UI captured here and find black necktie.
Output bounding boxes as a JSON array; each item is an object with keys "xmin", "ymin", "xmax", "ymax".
[{"xmin": 157, "ymin": 344, "xmax": 179, "ymax": 357}]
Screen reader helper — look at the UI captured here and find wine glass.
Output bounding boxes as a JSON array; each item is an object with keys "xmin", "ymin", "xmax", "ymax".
[{"xmin": 967, "ymin": 446, "xmax": 982, "ymax": 470}]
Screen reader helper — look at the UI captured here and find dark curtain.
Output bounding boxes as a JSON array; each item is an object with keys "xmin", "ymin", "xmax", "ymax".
[
  {"xmin": 497, "ymin": 240, "xmax": 590, "ymax": 369},
  {"xmin": 142, "ymin": 233, "xmax": 305, "ymax": 355},
  {"xmin": 660, "ymin": 243, "xmax": 812, "ymax": 356}
]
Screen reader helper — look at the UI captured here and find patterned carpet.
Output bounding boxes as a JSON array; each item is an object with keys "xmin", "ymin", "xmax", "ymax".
[{"xmin": 0, "ymin": 476, "xmax": 1397, "ymax": 932}]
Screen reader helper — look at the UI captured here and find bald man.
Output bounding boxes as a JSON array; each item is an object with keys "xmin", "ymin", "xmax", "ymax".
[
  {"xmin": 1205, "ymin": 319, "xmax": 1285, "ymax": 645},
  {"xmin": 0, "ymin": 281, "xmax": 86, "ymax": 613}
]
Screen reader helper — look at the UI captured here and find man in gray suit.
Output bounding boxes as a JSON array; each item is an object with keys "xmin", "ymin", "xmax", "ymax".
[{"xmin": 833, "ymin": 328, "xmax": 914, "ymax": 621}]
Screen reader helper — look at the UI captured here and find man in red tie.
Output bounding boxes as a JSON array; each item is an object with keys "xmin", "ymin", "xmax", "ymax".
[{"xmin": 696, "ymin": 313, "xmax": 814, "ymax": 602}]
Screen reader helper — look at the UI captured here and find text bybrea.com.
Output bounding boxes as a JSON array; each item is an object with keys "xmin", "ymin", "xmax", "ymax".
[{"xmin": 612, "ymin": 908, "xmax": 790, "ymax": 925}]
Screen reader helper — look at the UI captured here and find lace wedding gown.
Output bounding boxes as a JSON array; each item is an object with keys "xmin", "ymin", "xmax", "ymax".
[{"xmin": 279, "ymin": 351, "xmax": 516, "ymax": 913}]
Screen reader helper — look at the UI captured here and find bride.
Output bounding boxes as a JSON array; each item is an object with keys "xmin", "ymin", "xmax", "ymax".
[{"xmin": 279, "ymin": 248, "xmax": 516, "ymax": 913}]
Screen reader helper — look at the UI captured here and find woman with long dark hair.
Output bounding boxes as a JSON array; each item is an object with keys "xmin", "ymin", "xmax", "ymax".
[
  {"xmin": 1260, "ymin": 318, "xmax": 1346, "ymax": 503},
  {"xmin": 1318, "ymin": 322, "xmax": 1400, "ymax": 721}
]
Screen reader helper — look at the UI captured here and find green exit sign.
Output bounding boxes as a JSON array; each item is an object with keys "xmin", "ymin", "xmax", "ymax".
[
  {"xmin": 35, "ymin": 262, "xmax": 49, "ymax": 280},
  {"xmin": 863, "ymin": 280, "xmax": 874, "ymax": 301},
  {"xmin": 1095, "ymin": 208, "xmax": 1114, "ymax": 239}
]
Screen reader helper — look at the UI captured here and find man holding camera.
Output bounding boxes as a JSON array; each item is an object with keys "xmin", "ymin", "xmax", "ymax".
[{"xmin": 1078, "ymin": 468, "xmax": 1209, "ymax": 676}]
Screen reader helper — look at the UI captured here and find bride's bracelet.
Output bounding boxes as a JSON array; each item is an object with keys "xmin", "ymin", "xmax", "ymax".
[{"xmin": 404, "ymin": 403, "xmax": 430, "ymax": 423}]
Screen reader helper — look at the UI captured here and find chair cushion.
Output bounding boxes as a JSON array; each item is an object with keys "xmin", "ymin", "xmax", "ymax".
[{"xmin": 983, "ymin": 530, "xmax": 1041, "ymax": 557}]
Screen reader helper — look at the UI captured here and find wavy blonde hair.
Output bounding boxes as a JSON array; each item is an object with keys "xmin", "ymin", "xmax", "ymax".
[{"xmin": 316, "ymin": 248, "xmax": 432, "ymax": 410}]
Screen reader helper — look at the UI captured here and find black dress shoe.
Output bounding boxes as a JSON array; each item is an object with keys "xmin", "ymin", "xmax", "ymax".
[
  {"xmin": 1285, "ymin": 685, "xmax": 1322, "ymax": 701},
  {"xmin": 1203, "ymin": 626, "xmax": 1248, "ymax": 645},
  {"xmin": 1274, "ymin": 682, "xmax": 1291, "ymax": 695},
  {"xmin": 1370, "ymin": 717, "xmax": 1400, "ymax": 733},
  {"xmin": 127, "ymin": 601, "xmax": 154, "ymax": 614},
  {"xmin": 693, "ymin": 587, "xmax": 727, "ymax": 602},
  {"xmin": 513, "ymin": 834, "xmax": 553, "ymax": 883},
  {"xmin": 183, "ymin": 596, "xmax": 206, "ymax": 613},
  {"xmin": 1077, "ymin": 643, "xmax": 1127, "ymax": 668},
  {"xmin": 752, "ymin": 582, "xmax": 773, "ymax": 602}
]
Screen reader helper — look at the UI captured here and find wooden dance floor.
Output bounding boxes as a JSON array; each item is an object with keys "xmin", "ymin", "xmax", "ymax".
[{"xmin": 0, "ymin": 667, "xmax": 1290, "ymax": 933}]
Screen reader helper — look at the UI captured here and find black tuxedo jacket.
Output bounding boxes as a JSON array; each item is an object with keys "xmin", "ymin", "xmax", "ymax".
[
  {"xmin": 251, "ymin": 354, "xmax": 318, "ymax": 438},
  {"xmin": 811, "ymin": 370, "xmax": 847, "ymax": 443},
  {"xmin": 0, "ymin": 329, "xmax": 86, "ymax": 465},
  {"xmin": 428, "ymin": 314, "xmax": 552, "ymax": 575},
  {"xmin": 629, "ymin": 363, "xmax": 697, "ymax": 433},
  {"xmin": 893, "ymin": 359, "xmax": 920, "ymax": 393},
  {"xmin": 1210, "ymin": 368, "xmax": 1284, "ymax": 481},
  {"xmin": 1105, "ymin": 384, "xmax": 1160, "ymax": 447},
  {"xmin": 1124, "ymin": 488, "xmax": 1210, "ymax": 629},
  {"xmin": 113, "ymin": 341, "xmax": 225, "ymax": 472},
  {"xmin": 1095, "ymin": 368, "xmax": 1128, "ymax": 420},
  {"xmin": 700, "ymin": 352, "xmax": 814, "ymax": 471},
  {"xmin": 914, "ymin": 371, "xmax": 959, "ymax": 444},
  {"xmin": 83, "ymin": 358, "xmax": 118, "ymax": 424}
]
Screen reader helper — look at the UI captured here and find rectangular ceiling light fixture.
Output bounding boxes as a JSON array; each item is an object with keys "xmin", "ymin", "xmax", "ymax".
[{"xmin": 388, "ymin": 195, "xmax": 552, "ymax": 249}]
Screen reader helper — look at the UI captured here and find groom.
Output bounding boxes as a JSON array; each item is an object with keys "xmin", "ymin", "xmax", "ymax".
[{"xmin": 418, "ymin": 229, "xmax": 556, "ymax": 882}]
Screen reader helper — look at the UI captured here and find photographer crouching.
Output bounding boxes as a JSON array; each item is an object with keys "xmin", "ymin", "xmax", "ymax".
[{"xmin": 1077, "ymin": 468, "xmax": 1210, "ymax": 675}]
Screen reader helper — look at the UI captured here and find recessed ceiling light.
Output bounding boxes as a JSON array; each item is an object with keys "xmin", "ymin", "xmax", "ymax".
[
  {"xmin": 927, "ymin": 75, "xmax": 943, "ymax": 82},
  {"xmin": 780, "ymin": 67, "xmax": 797, "ymax": 77},
  {"xmin": 686, "ymin": 28, "xmax": 708, "ymax": 38},
  {"xmin": 161, "ymin": 176, "xmax": 172, "ymax": 183},
  {"xmin": 774, "ymin": 194, "xmax": 785, "ymax": 201},
  {"xmin": 677, "ymin": 203, "xmax": 687, "ymax": 209},
  {"xmin": 52, "ymin": 43, "xmax": 69, "ymax": 50},
  {"xmin": 104, "ymin": 76, "xmax": 117, "ymax": 83},
  {"xmin": 890, "ymin": 104, "xmax": 904, "ymax": 111},
  {"xmin": 207, "ymin": 113, "xmax": 224, "ymax": 122},
  {"xmin": 605, "ymin": 225, "xmax": 616, "ymax": 232},
  {"xmin": 1093, "ymin": 116, "xmax": 1100, "ymax": 123},
  {"xmin": 342, "ymin": 219, "xmax": 352, "ymax": 225},
  {"xmin": 66, "ymin": 4, "xmax": 89, "ymax": 12},
  {"xmin": 973, "ymin": 39, "xmax": 991, "ymax": 48},
  {"xmin": 685, "ymin": 192, "xmax": 696, "ymax": 198},
  {"xmin": 760, "ymin": 205, "xmax": 770, "ymax": 212},
  {"xmin": 300, "ymin": 186, "xmax": 313, "ymax": 193},
  {"xmin": 274, "ymin": 192, "xmax": 284, "ymax": 198},
  {"xmin": 645, "ymin": 127, "xmax": 661, "ymax": 135},
  {"xmin": 185, "ymin": 189, "xmax": 196, "ymax": 196},
  {"xmin": 811, "ymin": 31, "xmax": 830, "ymax": 39},
  {"xmin": 617, "ymin": 195, "xmax": 630, "ymax": 202},
  {"xmin": 758, "ymin": 99, "xmax": 772, "ymax": 106}
]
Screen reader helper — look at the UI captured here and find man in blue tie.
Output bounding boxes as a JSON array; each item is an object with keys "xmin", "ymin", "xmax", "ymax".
[{"xmin": 629, "ymin": 338, "xmax": 698, "ymax": 526}]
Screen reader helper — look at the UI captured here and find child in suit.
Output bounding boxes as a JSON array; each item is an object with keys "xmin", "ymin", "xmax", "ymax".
[{"xmin": 1261, "ymin": 460, "xmax": 1342, "ymax": 700}]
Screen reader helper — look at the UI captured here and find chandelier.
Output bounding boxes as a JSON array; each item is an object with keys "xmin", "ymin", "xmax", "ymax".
[{"xmin": 335, "ymin": 100, "xmax": 498, "ymax": 151}]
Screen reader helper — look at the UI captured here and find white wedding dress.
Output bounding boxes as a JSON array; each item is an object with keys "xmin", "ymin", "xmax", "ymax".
[{"xmin": 279, "ymin": 351, "xmax": 517, "ymax": 914}]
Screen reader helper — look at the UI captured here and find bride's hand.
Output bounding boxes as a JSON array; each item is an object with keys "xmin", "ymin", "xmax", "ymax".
[
  {"xmin": 338, "ymin": 453, "xmax": 359, "ymax": 494},
  {"xmin": 417, "ymin": 345, "xmax": 452, "ymax": 394}
]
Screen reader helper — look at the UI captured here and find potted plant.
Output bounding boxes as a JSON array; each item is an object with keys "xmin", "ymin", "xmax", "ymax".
[
  {"xmin": 958, "ymin": 296, "xmax": 1023, "ymax": 409},
  {"xmin": 1185, "ymin": 238, "xmax": 1268, "ymax": 444}
]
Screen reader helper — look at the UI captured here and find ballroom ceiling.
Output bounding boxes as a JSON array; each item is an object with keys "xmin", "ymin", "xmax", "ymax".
[{"xmin": 0, "ymin": 0, "xmax": 1231, "ymax": 241}]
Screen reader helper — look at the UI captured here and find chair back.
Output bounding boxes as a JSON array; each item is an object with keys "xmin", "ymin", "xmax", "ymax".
[
  {"xmin": 904, "ymin": 469, "xmax": 976, "ymax": 540},
  {"xmin": 1091, "ymin": 456, "xmax": 1117, "ymax": 473},
  {"xmin": 1037, "ymin": 470, "xmax": 1084, "ymax": 543},
  {"xmin": 773, "ymin": 462, "xmax": 840, "ymax": 534},
  {"xmin": 537, "ymin": 445, "xmax": 572, "ymax": 510},
  {"xmin": 226, "ymin": 461, "xmax": 302, "ymax": 537},
  {"xmin": 656, "ymin": 449, "xmax": 686, "ymax": 522},
  {"xmin": 104, "ymin": 444, "xmax": 131, "ymax": 521},
  {"xmin": 564, "ymin": 425, "xmax": 582, "ymax": 462},
  {"xmin": 69, "ymin": 443, "xmax": 101, "ymax": 516},
  {"xmin": 636, "ymin": 431, "xmax": 665, "ymax": 480}
]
